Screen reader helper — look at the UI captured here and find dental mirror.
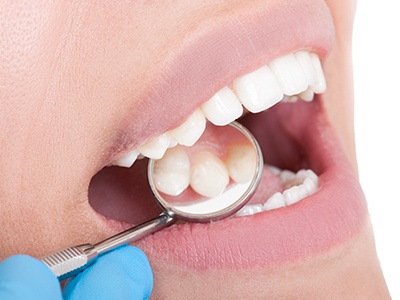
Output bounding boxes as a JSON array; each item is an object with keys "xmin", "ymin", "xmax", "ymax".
[{"xmin": 42, "ymin": 121, "xmax": 263, "ymax": 280}]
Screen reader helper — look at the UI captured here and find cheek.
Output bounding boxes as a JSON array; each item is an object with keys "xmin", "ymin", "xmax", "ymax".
[{"xmin": 0, "ymin": 2, "xmax": 66, "ymax": 103}]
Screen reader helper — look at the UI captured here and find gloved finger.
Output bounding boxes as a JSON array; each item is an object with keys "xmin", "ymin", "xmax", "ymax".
[
  {"xmin": 0, "ymin": 255, "xmax": 62, "ymax": 300},
  {"xmin": 63, "ymin": 246, "xmax": 153, "ymax": 300}
]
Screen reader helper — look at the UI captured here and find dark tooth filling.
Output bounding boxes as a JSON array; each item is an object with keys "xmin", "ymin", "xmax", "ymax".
[{"xmin": 88, "ymin": 101, "xmax": 311, "ymax": 225}]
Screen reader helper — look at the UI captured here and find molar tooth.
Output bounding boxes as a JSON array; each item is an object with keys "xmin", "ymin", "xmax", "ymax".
[
  {"xmin": 263, "ymin": 192, "xmax": 286, "ymax": 211},
  {"xmin": 309, "ymin": 53, "xmax": 327, "ymax": 94},
  {"xmin": 233, "ymin": 65, "xmax": 283, "ymax": 113},
  {"xmin": 168, "ymin": 109, "xmax": 206, "ymax": 147},
  {"xmin": 226, "ymin": 143, "xmax": 257, "ymax": 184},
  {"xmin": 139, "ymin": 133, "xmax": 170, "ymax": 159},
  {"xmin": 269, "ymin": 53, "xmax": 308, "ymax": 96},
  {"xmin": 153, "ymin": 145, "xmax": 190, "ymax": 196},
  {"xmin": 299, "ymin": 88, "xmax": 314, "ymax": 102},
  {"xmin": 110, "ymin": 149, "xmax": 139, "ymax": 168},
  {"xmin": 201, "ymin": 86, "xmax": 243, "ymax": 126},
  {"xmin": 236, "ymin": 204, "xmax": 264, "ymax": 217},
  {"xmin": 190, "ymin": 151, "xmax": 229, "ymax": 198}
]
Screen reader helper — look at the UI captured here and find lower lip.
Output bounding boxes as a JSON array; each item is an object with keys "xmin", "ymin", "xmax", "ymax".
[{"xmin": 135, "ymin": 99, "xmax": 368, "ymax": 269}]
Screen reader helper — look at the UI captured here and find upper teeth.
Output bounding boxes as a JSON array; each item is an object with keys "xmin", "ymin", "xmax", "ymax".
[{"xmin": 109, "ymin": 50, "xmax": 325, "ymax": 167}]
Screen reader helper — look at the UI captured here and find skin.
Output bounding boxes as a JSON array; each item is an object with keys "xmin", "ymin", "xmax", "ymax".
[{"xmin": 0, "ymin": 0, "xmax": 390, "ymax": 298}]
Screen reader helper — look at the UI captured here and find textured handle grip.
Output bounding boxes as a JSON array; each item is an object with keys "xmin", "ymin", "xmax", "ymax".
[{"xmin": 41, "ymin": 244, "xmax": 96, "ymax": 279}]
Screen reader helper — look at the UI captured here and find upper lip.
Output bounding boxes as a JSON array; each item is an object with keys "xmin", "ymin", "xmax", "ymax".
[
  {"xmin": 88, "ymin": 0, "xmax": 367, "ymax": 269},
  {"xmin": 106, "ymin": 0, "xmax": 334, "ymax": 164}
]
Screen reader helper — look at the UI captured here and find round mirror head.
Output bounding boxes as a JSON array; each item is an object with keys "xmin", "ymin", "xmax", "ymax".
[{"xmin": 148, "ymin": 122, "xmax": 263, "ymax": 222}]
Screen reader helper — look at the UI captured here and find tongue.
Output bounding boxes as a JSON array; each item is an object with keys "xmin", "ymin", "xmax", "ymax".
[{"xmin": 89, "ymin": 122, "xmax": 283, "ymax": 224}]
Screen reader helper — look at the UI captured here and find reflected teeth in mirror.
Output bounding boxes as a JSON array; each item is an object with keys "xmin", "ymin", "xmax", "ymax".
[
  {"xmin": 236, "ymin": 169, "xmax": 319, "ymax": 217},
  {"xmin": 109, "ymin": 51, "xmax": 326, "ymax": 168},
  {"xmin": 153, "ymin": 145, "xmax": 190, "ymax": 196},
  {"xmin": 201, "ymin": 87, "xmax": 243, "ymax": 126},
  {"xmin": 190, "ymin": 151, "xmax": 230, "ymax": 198},
  {"xmin": 226, "ymin": 144, "xmax": 257, "ymax": 184}
]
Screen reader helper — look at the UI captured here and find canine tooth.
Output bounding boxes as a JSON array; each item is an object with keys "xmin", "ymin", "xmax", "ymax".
[
  {"xmin": 269, "ymin": 53, "xmax": 308, "ymax": 96},
  {"xmin": 226, "ymin": 144, "xmax": 257, "ymax": 184},
  {"xmin": 190, "ymin": 151, "xmax": 229, "ymax": 198},
  {"xmin": 139, "ymin": 134, "xmax": 170, "ymax": 159},
  {"xmin": 299, "ymin": 88, "xmax": 314, "ymax": 102},
  {"xmin": 168, "ymin": 109, "xmax": 206, "ymax": 147},
  {"xmin": 263, "ymin": 192, "xmax": 286, "ymax": 211},
  {"xmin": 153, "ymin": 146, "xmax": 190, "ymax": 196},
  {"xmin": 236, "ymin": 204, "xmax": 264, "ymax": 217},
  {"xmin": 201, "ymin": 86, "xmax": 243, "ymax": 126},
  {"xmin": 279, "ymin": 170, "xmax": 296, "ymax": 184},
  {"xmin": 110, "ymin": 149, "xmax": 139, "ymax": 168},
  {"xmin": 310, "ymin": 53, "xmax": 327, "ymax": 94},
  {"xmin": 294, "ymin": 51, "xmax": 318, "ymax": 88},
  {"xmin": 233, "ymin": 65, "xmax": 283, "ymax": 113}
]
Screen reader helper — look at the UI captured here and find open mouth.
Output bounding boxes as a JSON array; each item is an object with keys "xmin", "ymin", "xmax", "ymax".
[{"xmin": 87, "ymin": 1, "xmax": 367, "ymax": 271}]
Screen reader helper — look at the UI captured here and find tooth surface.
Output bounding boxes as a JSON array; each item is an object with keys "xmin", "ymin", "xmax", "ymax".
[
  {"xmin": 201, "ymin": 86, "xmax": 243, "ymax": 126},
  {"xmin": 110, "ymin": 149, "xmax": 139, "ymax": 168},
  {"xmin": 269, "ymin": 53, "xmax": 308, "ymax": 96},
  {"xmin": 226, "ymin": 143, "xmax": 257, "ymax": 184},
  {"xmin": 263, "ymin": 192, "xmax": 286, "ymax": 211},
  {"xmin": 309, "ymin": 53, "xmax": 327, "ymax": 94},
  {"xmin": 153, "ymin": 146, "xmax": 190, "ymax": 196},
  {"xmin": 168, "ymin": 109, "xmax": 206, "ymax": 147},
  {"xmin": 139, "ymin": 133, "xmax": 170, "ymax": 159},
  {"xmin": 299, "ymin": 88, "xmax": 314, "ymax": 102},
  {"xmin": 190, "ymin": 151, "xmax": 229, "ymax": 198},
  {"xmin": 236, "ymin": 204, "xmax": 264, "ymax": 217},
  {"xmin": 294, "ymin": 51, "xmax": 318, "ymax": 88},
  {"xmin": 233, "ymin": 65, "xmax": 283, "ymax": 113}
]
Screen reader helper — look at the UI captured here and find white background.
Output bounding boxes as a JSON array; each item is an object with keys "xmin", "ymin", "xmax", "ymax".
[{"xmin": 354, "ymin": 1, "xmax": 400, "ymax": 298}]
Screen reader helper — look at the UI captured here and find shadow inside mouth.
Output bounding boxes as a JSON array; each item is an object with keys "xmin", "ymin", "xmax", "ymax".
[{"xmin": 88, "ymin": 159, "xmax": 163, "ymax": 224}]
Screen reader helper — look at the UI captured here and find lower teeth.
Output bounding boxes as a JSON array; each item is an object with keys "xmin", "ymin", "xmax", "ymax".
[{"xmin": 235, "ymin": 168, "xmax": 319, "ymax": 217}]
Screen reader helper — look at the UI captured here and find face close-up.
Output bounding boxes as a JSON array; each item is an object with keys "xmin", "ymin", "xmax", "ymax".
[{"xmin": 0, "ymin": 0, "xmax": 392, "ymax": 298}]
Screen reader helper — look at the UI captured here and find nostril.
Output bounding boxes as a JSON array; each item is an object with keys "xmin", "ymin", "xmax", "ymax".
[{"xmin": 88, "ymin": 159, "xmax": 162, "ymax": 225}]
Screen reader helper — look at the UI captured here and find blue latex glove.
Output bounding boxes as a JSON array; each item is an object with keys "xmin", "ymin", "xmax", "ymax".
[
  {"xmin": 63, "ymin": 246, "xmax": 153, "ymax": 300},
  {"xmin": 0, "ymin": 254, "xmax": 62, "ymax": 300},
  {"xmin": 0, "ymin": 246, "xmax": 153, "ymax": 300}
]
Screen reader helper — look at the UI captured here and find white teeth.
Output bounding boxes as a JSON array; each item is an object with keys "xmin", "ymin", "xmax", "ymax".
[
  {"xmin": 138, "ymin": 133, "xmax": 170, "ymax": 159},
  {"xmin": 201, "ymin": 86, "xmax": 243, "ymax": 126},
  {"xmin": 236, "ymin": 169, "xmax": 319, "ymax": 217},
  {"xmin": 152, "ymin": 146, "xmax": 190, "ymax": 196},
  {"xmin": 110, "ymin": 149, "xmax": 140, "ymax": 168},
  {"xmin": 190, "ymin": 151, "xmax": 230, "ymax": 198},
  {"xmin": 309, "ymin": 53, "xmax": 327, "ymax": 94},
  {"xmin": 233, "ymin": 66, "xmax": 283, "ymax": 113},
  {"xmin": 168, "ymin": 108, "xmax": 206, "ymax": 147},
  {"xmin": 263, "ymin": 192, "xmax": 286, "ymax": 211},
  {"xmin": 226, "ymin": 143, "xmax": 257, "ymax": 184},
  {"xmin": 269, "ymin": 53, "xmax": 308, "ymax": 96},
  {"xmin": 294, "ymin": 51, "xmax": 319, "ymax": 88},
  {"xmin": 299, "ymin": 88, "xmax": 314, "ymax": 102},
  {"xmin": 109, "ymin": 51, "xmax": 326, "ymax": 169},
  {"xmin": 236, "ymin": 204, "xmax": 264, "ymax": 217}
]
